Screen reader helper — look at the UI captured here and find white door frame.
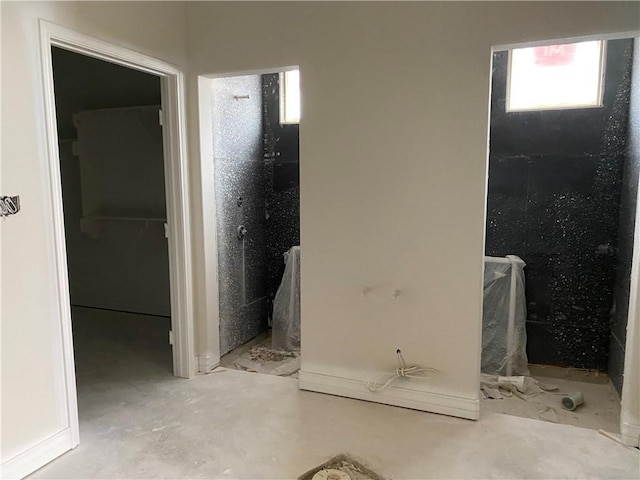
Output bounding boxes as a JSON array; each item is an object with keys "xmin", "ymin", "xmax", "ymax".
[
  {"xmin": 486, "ymin": 30, "xmax": 640, "ymax": 446},
  {"xmin": 38, "ymin": 18, "xmax": 196, "ymax": 446}
]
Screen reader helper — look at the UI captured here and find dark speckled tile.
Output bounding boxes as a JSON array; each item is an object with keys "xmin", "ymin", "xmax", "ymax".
[
  {"xmin": 485, "ymin": 195, "xmax": 527, "ymax": 257},
  {"xmin": 262, "ymin": 74, "xmax": 301, "ymax": 304},
  {"xmin": 213, "ymin": 76, "xmax": 268, "ymax": 355},
  {"xmin": 527, "ymin": 155, "xmax": 601, "ymax": 194},
  {"xmin": 526, "ymin": 321, "xmax": 611, "ymax": 370},
  {"xmin": 608, "ymin": 38, "xmax": 639, "ymax": 389},
  {"xmin": 485, "ymin": 39, "xmax": 634, "ymax": 370},
  {"xmin": 487, "ymin": 156, "xmax": 529, "ymax": 194}
]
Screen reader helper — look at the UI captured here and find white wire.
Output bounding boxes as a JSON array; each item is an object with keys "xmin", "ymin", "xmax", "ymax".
[{"xmin": 365, "ymin": 350, "xmax": 438, "ymax": 393}]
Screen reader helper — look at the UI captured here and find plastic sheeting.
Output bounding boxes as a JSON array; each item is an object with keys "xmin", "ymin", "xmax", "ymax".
[
  {"xmin": 272, "ymin": 246, "xmax": 301, "ymax": 351},
  {"xmin": 482, "ymin": 255, "xmax": 529, "ymax": 376}
]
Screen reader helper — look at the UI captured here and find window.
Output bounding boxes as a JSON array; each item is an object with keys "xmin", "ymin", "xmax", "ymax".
[
  {"xmin": 507, "ymin": 40, "xmax": 605, "ymax": 112},
  {"xmin": 279, "ymin": 69, "xmax": 300, "ymax": 124}
]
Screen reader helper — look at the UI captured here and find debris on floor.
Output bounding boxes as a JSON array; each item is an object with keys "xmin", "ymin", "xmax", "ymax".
[
  {"xmin": 481, "ymin": 373, "xmax": 573, "ymax": 424},
  {"xmin": 481, "ymin": 385, "xmax": 504, "ymax": 400},
  {"xmin": 249, "ymin": 346, "xmax": 296, "ymax": 363},
  {"xmin": 537, "ymin": 405, "xmax": 560, "ymax": 423},
  {"xmin": 298, "ymin": 454, "xmax": 387, "ymax": 480},
  {"xmin": 480, "ymin": 368, "xmax": 623, "ymax": 433},
  {"xmin": 232, "ymin": 341, "xmax": 300, "ymax": 377},
  {"xmin": 481, "ymin": 374, "xmax": 559, "ymax": 399},
  {"xmin": 561, "ymin": 391, "xmax": 584, "ymax": 411}
]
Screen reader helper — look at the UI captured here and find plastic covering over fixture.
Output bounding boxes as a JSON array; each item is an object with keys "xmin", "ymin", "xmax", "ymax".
[
  {"xmin": 272, "ymin": 246, "xmax": 301, "ymax": 351},
  {"xmin": 482, "ymin": 255, "xmax": 529, "ymax": 376}
]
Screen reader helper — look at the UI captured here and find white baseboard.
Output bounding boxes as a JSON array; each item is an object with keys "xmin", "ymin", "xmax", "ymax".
[
  {"xmin": 298, "ymin": 370, "xmax": 479, "ymax": 420},
  {"xmin": 621, "ymin": 420, "xmax": 640, "ymax": 447},
  {"xmin": 1, "ymin": 428, "xmax": 73, "ymax": 480}
]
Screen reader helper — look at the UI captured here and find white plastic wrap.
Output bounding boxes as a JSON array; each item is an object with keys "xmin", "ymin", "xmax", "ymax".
[
  {"xmin": 482, "ymin": 255, "xmax": 529, "ymax": 376},
  {"xmin": 272, "ymin": 246, "xmax": 301, "ymax": 351}
]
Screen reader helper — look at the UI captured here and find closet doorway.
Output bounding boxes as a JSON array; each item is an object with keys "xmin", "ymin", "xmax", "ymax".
[
  {"xmin": 51, "ymin": 46, "xmax": 175, "ymax": 391},
  {"xmin": 39, "ymin": 21, "xmax": 194, "ymax": 458}
]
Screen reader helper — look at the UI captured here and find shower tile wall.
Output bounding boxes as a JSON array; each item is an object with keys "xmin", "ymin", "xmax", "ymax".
[
  {"xmin": 610, "ymin": 38, "xmax": 640, "ymax": 394},
  {"xmin": 213, "ymin": 75, "xmax": 268, "ymax": 355},
  {"xmin": 262, "ymin": 74, "xmax": 301, "ymax": 307},
  {"xmin": 485, "ymin": 40, "xmax": 634, "ymax": 370}
]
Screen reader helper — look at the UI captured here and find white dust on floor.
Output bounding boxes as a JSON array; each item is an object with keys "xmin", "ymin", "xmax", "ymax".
[{"xmin": 481, "ymin": 368, "xmax": 621, "ymax": 433}]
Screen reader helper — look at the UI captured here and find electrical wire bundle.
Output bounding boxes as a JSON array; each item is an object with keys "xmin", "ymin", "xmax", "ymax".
[{"xmin": 365, "ymin": 349, "xmax": 438, "ymax": 392}]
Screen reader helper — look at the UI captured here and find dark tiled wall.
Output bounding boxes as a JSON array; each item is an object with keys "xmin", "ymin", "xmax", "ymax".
[
  {"xmin": 213, "ymin": 75, "xmax": 268, "ymax": 355},
  {"xmin": 610, "ymin": 38, "xmax": 640, "ymax": 394},
  {"xmin": 213, "ymin": 73, "xmax": 300, "ymax": 354},
  {"xmin": 262, "ymin": 74, "xmax": 301, "ymax": 314},
  {"xmin": 486, "ymin": 40, "xmax": 634, "ymax": 370}
]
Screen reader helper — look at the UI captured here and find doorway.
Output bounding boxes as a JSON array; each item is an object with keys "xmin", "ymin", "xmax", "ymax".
[
  {"xmin": 38, "ymin": 22, "xmax": 195, "ymax": 456},
  {"xmin": 481, "ymin": 35, "xmax": 639, "ymax": 435},
  {"xmin": 52, "ymin": 46, "xmax": 175, "ymax": 390},
  {"xmin": 199, "ymin": 70, "xmax": 302, "ymax": 377}
]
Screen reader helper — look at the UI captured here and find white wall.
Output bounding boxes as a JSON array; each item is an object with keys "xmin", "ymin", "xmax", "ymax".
[
  {"xmin": 0, "ymin": 0, "xmax": 187, "ymax": 469},
  {"xmin": 3, "ymin": 1, "xmax": 640, "ymax": 475},
  {"xmin": 186, "ymin": 2, "xmax": 640, "ymax": 416}
]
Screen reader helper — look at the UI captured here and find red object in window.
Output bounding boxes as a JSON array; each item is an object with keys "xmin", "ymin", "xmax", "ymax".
[{"xmin": 534, "ymin": 44, "xmax": 577, "ymax": 66}]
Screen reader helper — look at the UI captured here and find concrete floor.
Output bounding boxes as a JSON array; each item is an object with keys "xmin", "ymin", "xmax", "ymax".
[
  {"xmin": 482, "ymin": 366, "xmax": 622, "ymax": 433},
  {"xmin": 31, "ymin": 309, "xmax": 639, "ymax": 479}
]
